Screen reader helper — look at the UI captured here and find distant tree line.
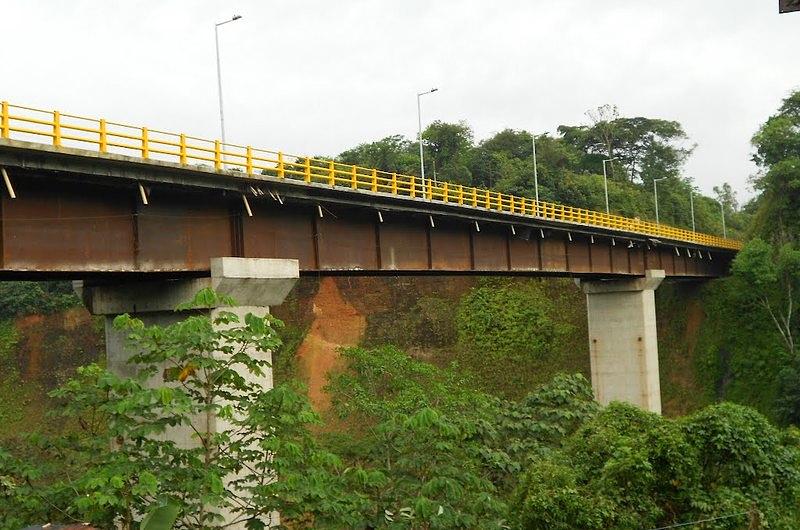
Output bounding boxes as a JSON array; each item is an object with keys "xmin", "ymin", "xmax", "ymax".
[{"xmin": 337, "ymin": 104, "xmax": 746, "ymax": 238}]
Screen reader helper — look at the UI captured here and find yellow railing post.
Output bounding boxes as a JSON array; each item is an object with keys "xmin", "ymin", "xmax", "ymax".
[
  {"xmin": 179, "ymin": 134, "xmax": 187, "ymax": 164},
  {"xmin": 277, "ymin": 152, "xmax": 285, "ymax": 178},
  {"xmin": 472, "ymin": 188, "xmax": 477, "ymax": 207},
  {"xmin": 410, "ymin": 176, "xmax": 416, "ymax": 198},
  {"xmin": 371, "ymin": 169, "xmax": 378, "ymax": 192},
  {"xmin": 485, "ymin": 189, "xmax": 490, "ymax": 209},
  {"xmin": 0, "ymin": 101, "xmax": 9, "ymax": 139},
  {"xmin": 443, "ymin": 181, "xmax": 449, "ymax": 202},
  {"xmin": 214, "ymin": 140, "xmax": 222, "ymax": 170},
  {"xmin": 328, "ymin": 160, "xmax": 335, "ymax": 186},
  {"xmin": 246, "ymin": 146, "xmax": 253, "ymax": 175},
  {"xmin": 510, "ymin": 195, "xmax": 515, "ymax": 212},
  {"xmin": 142, "ymin": 127, "xmax": 149, "ymax": 159},
  {"xmin": 391, "ymin": 172, "xmax": 398, "ymax": 194},
  {"xmin": 427, "ymin": 180, "xmax": 432, "ymax": 200},
  {"xmin": 304, "ymin": 157, "xmax": 311, "ymax": 183},
  {"xmin": 52, "ymin": 110, "xmax": 61, "ymax": 147},
  {"xmin": 98, "ymin": 119, "xmax": 107, "ymax": 153},
  {"xmin": 351, "ymin": 165, "xmax": 358, "ymax": 189},
  {"xmin": 458, "ymin": 185, "xmax": 464, "ymax": 205}
]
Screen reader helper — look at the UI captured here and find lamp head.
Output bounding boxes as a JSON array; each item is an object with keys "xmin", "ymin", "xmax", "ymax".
[{"xmin": 232, "ymin": 15, "xmax": 242, "ymax": 20}]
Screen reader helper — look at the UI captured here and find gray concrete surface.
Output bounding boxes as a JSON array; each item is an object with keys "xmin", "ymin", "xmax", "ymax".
[{"xmin": 577, "ymin": 269, "xmax": 666, "ymax": 413}]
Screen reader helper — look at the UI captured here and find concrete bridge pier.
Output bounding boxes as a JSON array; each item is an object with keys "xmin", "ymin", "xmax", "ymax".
[
  {"xmin": 76, "ymin": 257, "xmax": 299, "ymax": 528},
  {"xmin": 577, "ymin": 269, "xmax": 665, "ymax": 414}
]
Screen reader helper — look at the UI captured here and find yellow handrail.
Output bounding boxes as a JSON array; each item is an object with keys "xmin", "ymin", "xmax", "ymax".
[{"xmin": 0, "ymin": 100, "xmax": 742, "ymax": 251}]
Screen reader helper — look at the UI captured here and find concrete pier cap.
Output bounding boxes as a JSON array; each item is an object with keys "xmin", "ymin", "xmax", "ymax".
[
  {"xmin": 76, "ymin": 257, "xmax": 300, "ymax": 315},
  {"xmin": 575, "ymin": 269, "xmax": 666, "ymax": 414}
]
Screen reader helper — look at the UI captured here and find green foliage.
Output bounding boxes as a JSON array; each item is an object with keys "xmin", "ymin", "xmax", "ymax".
[
  {"xmin": 0, "ymin": 288, "xmax": 363, "ymax": 529},
  {"xmin": 511, "ymin": 402, "xmax": 800, "ymax": 529},
  {"xmin": 326, "ymin": 346, "xmax": 600, "ymax": 528},
  {"xmin": 558, "ymin": 104, "xmax": 693, "ymax": 184},
  {"xmin": 751, "ymin": 89, "xmax": 800, "ymax": 240},
  {"xmin": 0, "ymin": 281, "xmax": 79, "ymax": 320},
  {"xmin": 457, "ymin": 279, "xmax": 566, "ymax": 359},
  {"xmin": 455, "ymin": 279, "xmax": 574, "ymax": 395}
]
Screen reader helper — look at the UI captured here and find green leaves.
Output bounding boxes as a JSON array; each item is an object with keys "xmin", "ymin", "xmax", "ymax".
[{"xmin": 141, "ymin": 501, "xmax": 181, "ymax": 530}]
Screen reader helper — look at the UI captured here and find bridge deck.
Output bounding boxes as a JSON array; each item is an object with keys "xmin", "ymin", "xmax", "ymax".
[{"xmin": 0, "ymin": 101, "xmax": 739, "ymax": 280}]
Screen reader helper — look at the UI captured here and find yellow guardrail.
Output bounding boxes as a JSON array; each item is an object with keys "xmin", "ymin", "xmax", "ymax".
[{"xmin": 0, "ymin": 101, "xmax": 741, "ymax": 251}]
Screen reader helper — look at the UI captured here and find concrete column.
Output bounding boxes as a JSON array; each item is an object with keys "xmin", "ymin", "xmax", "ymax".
[
  {"xmin": 577, "ymin": 269, "xmax": 665, "ymax": 414},
  {"xmin": 77, "ymin": 257, "xmax": 299, "ymax": 527}
]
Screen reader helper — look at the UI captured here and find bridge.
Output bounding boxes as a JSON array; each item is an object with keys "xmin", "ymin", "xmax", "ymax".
[
  {"xmin": 0, "ymin": 102, "xmax": 743, "ymax": 503},
  {"xmin": 0, "ymin": 102, "xmax": 738, "ymax": 280}
]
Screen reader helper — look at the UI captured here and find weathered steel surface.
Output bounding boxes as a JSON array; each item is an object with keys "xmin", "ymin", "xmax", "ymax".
[{"xmin": 0, "ymin": 159, "xmax": 734, "ymax": 280}]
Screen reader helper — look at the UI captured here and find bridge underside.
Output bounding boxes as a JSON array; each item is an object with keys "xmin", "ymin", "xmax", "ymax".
[{"xmin": 0, "ymin": 143, "xmax": 732, "ymax": 280}]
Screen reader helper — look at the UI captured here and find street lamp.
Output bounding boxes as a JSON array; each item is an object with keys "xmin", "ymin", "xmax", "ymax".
[
  {"xmin": 532, "ymin": 133, "xmax": 540, "ymax": 204},
  {"xmin": 602, "ymin": 157, "xmax": 617, "ymax": 214},
  {"xmin": 215, "ymin": 14, "xmax": 243, "ymax": 146},
  {"xmin": 715, "ymin": 198, "xmax": 727, "ymax": 238},
  {"xmin": 653, "ymin": 177, "xmax": 667, "ymax": 224},
  {"xmin": 689, "ymin": 188, "xmax": 696, "ymax": 232},
  {"xmin": 417, "ymin": 88, "xmax": 438, "ymax": 197}
]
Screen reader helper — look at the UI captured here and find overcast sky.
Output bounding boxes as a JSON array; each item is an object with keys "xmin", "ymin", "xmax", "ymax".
[{"xmin": 3, "ymin": 1, "xmax": 798, "ymax": 200}]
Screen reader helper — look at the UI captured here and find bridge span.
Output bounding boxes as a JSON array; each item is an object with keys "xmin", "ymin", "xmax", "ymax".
[
  {"xmin": 0, "ymin": 102, "xmax": 743, "ymax": 457},
  {"xmin": 0, "ymin": 101, "xmax": 737, "ymax": 280}
]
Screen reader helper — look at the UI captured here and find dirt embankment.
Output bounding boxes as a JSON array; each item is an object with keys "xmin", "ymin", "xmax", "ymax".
[{"xmin": 294, "ymin": 278, "xmax": 366, "ymax": 410}]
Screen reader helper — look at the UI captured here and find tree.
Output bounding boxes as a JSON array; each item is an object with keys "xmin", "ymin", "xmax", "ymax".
[
  {"xmin": 1, "ymin": 289, "xmax": 363, "ymax": 529},
  {"xmin": 732, "ymin": 239, "xmax": 799, "ymax": 356},
  {"xmin": 422, "ymin": 121, "xmax": 474, "ymax": 184},
  {"xmin": 511, "ymin": 402, "xmax": 800, "ymax": 529},
  {"xmin": 751, "ymin": 90, "xmax": 800, "ymax": 241},
  {"xmin": 337, "ymin": 135, "xmax": 419, "ymax": 176},
  {"xmin": 559, "ymin": 106, "xmax": 693, "ymax": 184}
]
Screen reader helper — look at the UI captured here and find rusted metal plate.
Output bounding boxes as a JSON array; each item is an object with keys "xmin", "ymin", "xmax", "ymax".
[
  {"xmin": 540, "ymin": 236, "xmax": 567, "ymax": 271},
  {"xmin": 509, "ymin": 231, "xmax": 539, "ymax": 271},
  {"xmin": 674, "ymin": 251, "xmax": 687, "ymax": 276},
  {"xmin": 316, "ymin": 207, "xmax": 378, "ymax": 270},
  {"xmin": 566, "ymin": 237, "xmax": 592, "ymax": 273},
  {"xmin": 2, "ymin": 178, "xmax": 135, "ymax": 271},
  {"xmin": 430, "ymin": 220, "xmax": 471, "ymax": 271},
  {"xmin": 472, "ymin": 227, "xmax": 509, "ymax": 271},
  {"xmin": 629, "ymin": 247, "xmax": 645, "ymax": 275},
  {"xmin": 378, "ymin": 216, "xmax": 429, "ymax": 271},
  {"xmin": 611, "ymin": 245, "xmax": 630, "ymax": 274},
  {"xmin": 659, "ymin": 247, "xmax": 675, "ymax": 275},
  {"xmin": 0, "ymin": 165, "xmax": 737, "ymax": 279},
  {"xmin": 136, "ymin": 189, "xmax": 233, "ymax": 271},
  {"xmin": 243, "ymin": 204, "xmax": 317, "ymax": 270},
  {"xmin": 590, "ymin": 241, "xmax": 611, "ymax": 274}
]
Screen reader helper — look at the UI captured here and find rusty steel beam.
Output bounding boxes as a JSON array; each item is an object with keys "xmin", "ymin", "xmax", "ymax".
[
  {"xmin": 0, "ymin": 144, "xmax": 735, "ymax": 280},
  {"xmin": 0, "ymin": 168, "xmax": 732, "ymax": 280}
]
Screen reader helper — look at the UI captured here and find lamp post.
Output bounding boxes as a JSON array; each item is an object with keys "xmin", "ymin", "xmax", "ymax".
[
  {"xmin": 715, "ymin": 198, "xmax": 727, "ymax": 238},
  {"xmin": 532, "ymin": 133, "xmax": 540, "ymax": 204},
  {"xmin": 689, "ymin": 189, "xmax": 696, "ymax": 232},
  {"xmin": 417, "ymin": 88, "xmax": 438, "ymax": 197},
  {"xmin": 602, "ymin": 157, "xmax": 617, "ymax": 214},
  {"xmin": 653, "ymin": 177, "xmax": 667, "ymax": 224},
  {"xmin": 215, "ymin": 14, "xmax": 243, "ymax": 146}
]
